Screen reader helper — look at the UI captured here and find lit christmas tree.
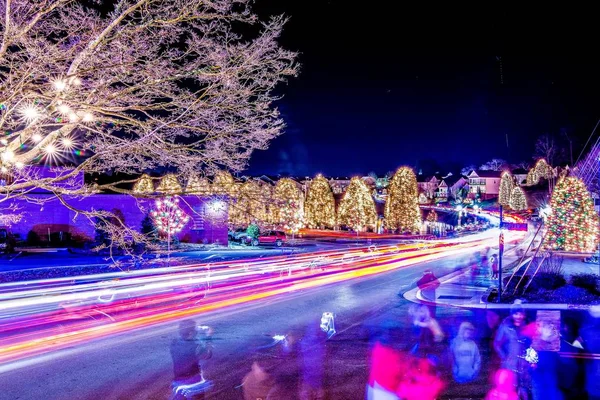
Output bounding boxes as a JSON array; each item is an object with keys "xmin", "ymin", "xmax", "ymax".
[
  {"xmin": 509, "ymin": 186, "xmax": 528, "ymax": 211},
  {"xmin": 156, "ymin": 174, "xmax": 182, "ymax": 194},
  {"xmin": 151, "ymin": 197, "xmax": 190, "ymax": 252},
  {"xmin": 338, "ymin": 177, "xmax": 377, "ymax": 232},
  {"xmin": 273, "ymin": 178, "xmax": 304, "ymax": 230},
  {"xmin": 133, "ymin": 174, "xmax": 154, "ymax": 195},
  {"xmin": 426, "ymin": 209, "xmax": 438, "ymax": 223},
  {"xmin": 229, "ymin": 180, "xmax": 269, "ymax": 227},
  {"xmin": 534, "ymin": 159, "xmax": 553, "ymax": 181},
  {"xmin": 526, "ymin": 169, "xmax": 538, "ymax": 186},
  {"xmin": 546, "ymin": 177, "xmax": 598, "ymax": 252},
  {"xmin": 305, "ymin": 175, "xmax": 336, "ymax": 229},
  {"xmin": 499, "ymin": 171, "xmax": 514, "ymax": 207},
  {"xmin": 186, "ymin": 175, "xmax": 211, "ymax": 195},
  {"xmin": 384, "ymin": 167, "xmax": 421, "ymax": 233},
  {"xmin": 212, "ymin": 170, "xmax": 238, "ymax": 197}
]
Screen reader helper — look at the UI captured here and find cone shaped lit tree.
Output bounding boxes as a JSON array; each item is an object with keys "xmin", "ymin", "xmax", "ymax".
[
  {"xmin": 305, "ymin": 175, "xmax": 336, "ymax": 229},
  {"xmin": 499, "ymin": 172, "xmax": 514, "ymax": 207},
  {"xmin": 546, "ymin": 177, "xmax": 598, "ymax": 252},
  {"xmin": 273, "ymin": 178, "xmax": 304, "ymax": 233},
  {"xmin": 534, "ymin": 159, "xmax": 553, "ymax": 182},
  {"xmin": 384, "ymin": 167, "xmax": 421, "ymax": 233},
  {"xmin": 338, "ymin": 177, "xmax": 377, "ymax": 232},
  {"xmin": 229, "ymin": 181, "xmax": 269, "ymax": 227},
  {"xmin": 509, "ymin": 187, "xmax": 528, "ymax": 211}
]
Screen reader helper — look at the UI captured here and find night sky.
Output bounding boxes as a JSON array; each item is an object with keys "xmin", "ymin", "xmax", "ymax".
[{"xmin": 247, "ymin": 2, "xmax": 600, "ymax": 177}]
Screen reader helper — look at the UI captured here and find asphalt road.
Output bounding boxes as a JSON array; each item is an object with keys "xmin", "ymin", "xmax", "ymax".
[{"xmin": 0, "ymin": 248, "xmax": 490, "ymax": 400}]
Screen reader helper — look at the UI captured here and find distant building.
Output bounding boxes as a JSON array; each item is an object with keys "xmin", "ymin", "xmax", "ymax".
[
  {"xmin": 467, "ymin": 170, "xmax": 502, "ymax": 200},
  {"xmin": 3, "ymin": 167, "xmax": 228, "ymax": 245},
  {"xmin": 512, "ymin": 168, "xmax": 528, "ymax": 186}
]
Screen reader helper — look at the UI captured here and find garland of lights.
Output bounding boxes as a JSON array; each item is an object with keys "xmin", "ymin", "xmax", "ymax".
[
  {"xmin": 337, "ymin": 177, "xmax": 377, "ymax": 231},
  {"xmin": 545, "ymin": 177, "xmax": 598, "ymax": 252},
  {"xmin": 156, "ymin": 174, "xmax": 182, "ymax": 194},
  {"xmin": 305, "ymin": 174, "xmax": 336, "ymax": 229},
  {"xmin": 384, "ymin": 167, "xmax": 421, "ymax": 233},
  {"xmin": 212, "ymin": 170, "xmax": 238, "ymax": 197},
  {"xmin": 499, "ymin": 171, "xmax": 514, "ymax": 207},
  {"xmin": 509, "ymin": 186, "xmax": 528, "ymax": 211}
]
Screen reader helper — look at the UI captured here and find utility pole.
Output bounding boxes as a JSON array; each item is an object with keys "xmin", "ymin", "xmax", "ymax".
[{"xmin": 498, "ymin": 205, "xmax": 504, "ymax": 303}]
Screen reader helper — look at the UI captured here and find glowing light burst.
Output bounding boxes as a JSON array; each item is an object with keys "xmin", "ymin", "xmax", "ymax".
[
  {"xmin": 31, "ymin": 133, "xmax": 42, "ymax": 143},
  {"xmin": 61, "ymin": 137, "xmax": 74, "ymax": 149},
  {"xmin": 52, "ymin": 79, "xmax": 67, "ymax": 92},
  {"xmin": 57, "ymin": 104, "xmax": 71, "ymax": 115},
  {"xmin": 19, "ymin": 104, "xmax": 41, "ymax": 124}
]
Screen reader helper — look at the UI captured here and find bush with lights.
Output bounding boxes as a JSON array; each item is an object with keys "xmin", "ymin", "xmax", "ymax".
[
  {"xmin": 337, "ymin": 177, "xmax": 377, "ymax": 232},
  {"xmin": 499, "ymin": 171, "xmax": 514, "ymax": 207},
  {"xmin": 272, "ymin": 178, "xmax": 304, "ymax": 231},
  {"xmin": 546, "ymin": 177, "xmax": 598, "ymax": 252},
  {"xmin": 509, "ymin": 186, "xmax": 528, "ymax": 211},
  {"xmin": 384, "ymin": 167, "xmax": 421, "ymax": 233},
  {"xmin": 305, "ymin": 175, "xmax": 336, "ymax": 229}
]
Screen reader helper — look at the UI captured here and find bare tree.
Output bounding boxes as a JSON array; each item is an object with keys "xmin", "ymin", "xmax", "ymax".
[
  {"xmin": 533, "ymin": 135, "xmax": 557, "ymax": 166},
  {"xmin": 479, "ymin": 159, "xmax": 508, "ymax": 171},
  {"xmin": 460, "ymin": 164, "xmax": 477, "ymax": 176},
  {"xmin": 0, "ymin": 0, "xmax": 297, "ymax": 249}
]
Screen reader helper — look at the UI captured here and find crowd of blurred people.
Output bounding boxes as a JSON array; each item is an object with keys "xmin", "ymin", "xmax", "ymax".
[{"xmin": 167, "ymin": 261, "xmax": 600, "ymax": 400}]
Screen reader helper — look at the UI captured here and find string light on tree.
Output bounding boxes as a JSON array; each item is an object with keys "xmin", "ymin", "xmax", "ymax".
[
  {"xmin": 426, "ymin": 209, "xmax": 438, "ymax": 223},
  {"xmin": 156, "ymin": 174, "xmax": 182, "ymax": 194},
  {"xmin": 273, "ymin": 178, "xmax": 304, "ymax": 230},
  {"xmin": 337, "ymin": 177, "xmax": 377, "ymax": 232},
  {"xmin": 384, "ymin": 167, "xmax": 421, "ymax": 233},
  {"xmin": 186, "ymin": 175, "xmax": 211, "ymax": 195},
  {"xmin": 545, "ymin": 177, "xmax": 598, "ymax": 252},
  {"xmin": 151, "ymin": 196, "xmax": 190, "ymax": 257},
  {"xmin": 509, "ymin": 186, "xmax": 528, "ymax": 211},
  {"xmin": 499, "ymin": 171, "xmax": 514, "ymax": 207},
  {"xmin": 305, "ymin": 174, "xmax": 336, "ymax": 229},
  {"xmin": 133, "ymin": 174, "xmax": 155, "ymax": 195}
]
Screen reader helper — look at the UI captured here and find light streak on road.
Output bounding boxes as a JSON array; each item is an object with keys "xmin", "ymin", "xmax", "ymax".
[{"xmin": 0, "ymin": 231, "xmax": 524, "ymax": 368}]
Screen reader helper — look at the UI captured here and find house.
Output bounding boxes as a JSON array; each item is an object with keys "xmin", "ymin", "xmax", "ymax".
[
  {"xmin": 512, "ymin": 168, "xmax": 528, "ymax": 186},
  {"xmin": 440, "ymin": 174, "xmax": 468, "ymax": 200},
  {"xmin": 467, "ymin": 170, "xmax": 502, "ymax": 200},
  {"xmin": 327, "ymin": 177, "xmax": 352, "ymax": 195},
  {"xmin": 417, "ymin": 175, "xmax": 441, "ymax": 199},
  {"xmin": 2, "ymin": 167, "xmax": 229, "ymax": 245}
]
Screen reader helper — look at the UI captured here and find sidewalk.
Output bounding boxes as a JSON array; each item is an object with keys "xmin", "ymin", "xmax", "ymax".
[{"xmin": 405, "ymin": 250, "xmax": 600, "ymax": 310}]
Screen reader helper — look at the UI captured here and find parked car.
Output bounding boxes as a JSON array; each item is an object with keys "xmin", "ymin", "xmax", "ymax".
[
  {"xmin": 0, "ymin": 228, "xmax": 7, "ymax": 251},
  {"xmin": 228, "ymin": 228, "xmax": 248, "ymax": 242},
  {"xmin": 246, "ymin": 231, "xmax": 286, "ymax": 247}
]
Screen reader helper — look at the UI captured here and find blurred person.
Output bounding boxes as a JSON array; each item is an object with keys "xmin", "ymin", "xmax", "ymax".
[
  {"xmin": 396, "ymin": 356, "xmax": 444, "ymax": 400},
  {"xmin": 170, "ymin": 320, "xmax": 213, "ymax": 400},
  {"xmin": 367, "ymin": 334, "xmax": 403, "ymax": 399},
  {"xmin": 450, "ymin": 322, "xmax": 481, "ymax": 383},
  {"xmin": 300, "ymin": 321, "xmax": 328, "ymax": 400},
  {"xmin": 416, "ymin": 270, "xmax": 440, "ymax": 317},
  {"xmin": 242, "ymin": 359, "xmax": 275, "ymax": 400},
  {"xmin": 490, "ymin": 254, "xmax": 499, "ymax": 279},
  {"xmin": 411, "ymin": 305, "xmax": 444, "ymax": 368},
  {"xmin": 485, "ymin": 369, "xmax": 519, "ymax": 400},
  {"xmin": 494, "ymin": 302, "xmax": 536, "ymax": 399},
  {"xmin": 558, "ymin": 318, "xmax": 585, "ymax": 399},
  {"xmin": 579, "ymin": 306, "xmax": 600, "ymax": 400}
]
